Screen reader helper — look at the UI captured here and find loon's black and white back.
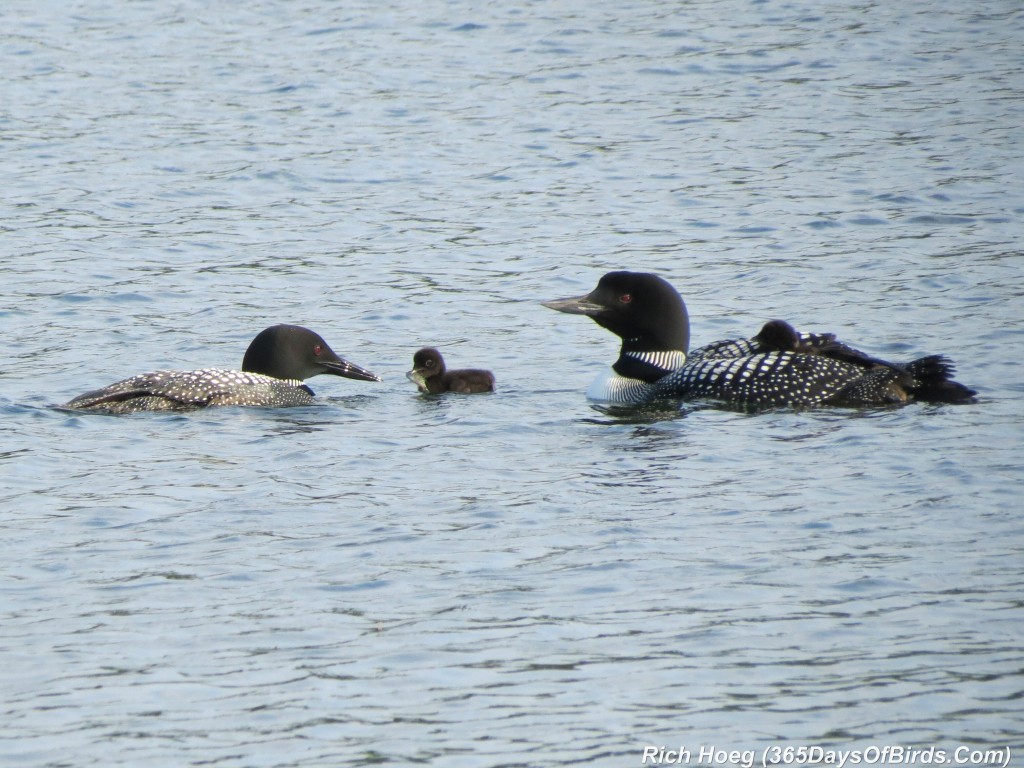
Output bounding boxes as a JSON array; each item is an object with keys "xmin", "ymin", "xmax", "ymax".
[
  {"xmin": 63, "ymin": 324, "xmax": 381, "ymax": 414},
  {"xmin": 544, "ymin": 271, "xmax": 976, "ymax": 409}
]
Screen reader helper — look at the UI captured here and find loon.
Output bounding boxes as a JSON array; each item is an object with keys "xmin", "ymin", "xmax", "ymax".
[
  {"xmin": 544, "ymin": 271, "xmax": 976, "ymax": 409},
  {"xmin": 63, "ymin": 324, "xmax": 381, "ymax": 414},
  {"xmin": 406, "ymin": 347, "xmax": 495, "ymax": 394}
]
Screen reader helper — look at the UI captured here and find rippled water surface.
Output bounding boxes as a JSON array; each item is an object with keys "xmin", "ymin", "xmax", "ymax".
[{"xmin": 3, "ymin": 1, "xmax": 1023, "ymax": 766}]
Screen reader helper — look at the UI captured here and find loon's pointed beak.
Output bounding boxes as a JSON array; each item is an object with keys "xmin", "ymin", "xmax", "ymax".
[
  {"xmin": 321, "ymin": 357, "xmax": 383, "ymax": 382},
  {"xmin": 542, "ymin": 293, "xmax": 605, "ymax": 317}
]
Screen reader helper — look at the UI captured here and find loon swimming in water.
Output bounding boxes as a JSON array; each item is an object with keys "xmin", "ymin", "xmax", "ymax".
[
  {"xmin": 544, "ymin": 271, "xmax": 976, "ymax": 409},
  {"xmin": 406, "ymin": 347, "xmax": 495, "ymax": 394},
  {"xmin": 63, "ymin": 324, "xmax": 381, "ymax": 414}
]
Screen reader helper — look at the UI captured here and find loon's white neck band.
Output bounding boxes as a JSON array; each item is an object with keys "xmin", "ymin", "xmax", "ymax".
[{"xmin": 623, "ymin": 349, "xmax": 687, "ymax": 373}]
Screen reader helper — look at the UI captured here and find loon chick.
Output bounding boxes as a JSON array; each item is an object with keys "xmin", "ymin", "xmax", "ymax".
[
  {"xmin": 753, "ymin": 319, "xmax": 816, "ymax": 354},
  {"xmin": 544, "ymin": 271, "xmax": 976, "ymax": 409},
  {"xmin": 406, "ymin": 347, "xmax": 495, "ymax": 394},
  {"xmin": 63, "ymin": 324, "xmax": 381, "ymax": 414}
]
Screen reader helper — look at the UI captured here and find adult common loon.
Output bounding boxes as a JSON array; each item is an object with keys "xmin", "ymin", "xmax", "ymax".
[
  {"xmin": 406, "ymin": 347, "xmax": 495, "ymax": 394},
  {"xmin": 544, "ymin": 271, "xmax": 977, "ymax": 409},
  {"xmin": 63, "ymin": 324, "xmax": 381, "ymax": 414}
]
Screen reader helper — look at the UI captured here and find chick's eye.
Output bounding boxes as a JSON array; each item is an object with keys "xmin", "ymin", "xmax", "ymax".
[
  {"xmin": 620, "ymin": 293, "xmax": 632, "ymax": 304},
  {"xmin": 313, "ymin": 344, "xmax": 323, "ymax": 356}
]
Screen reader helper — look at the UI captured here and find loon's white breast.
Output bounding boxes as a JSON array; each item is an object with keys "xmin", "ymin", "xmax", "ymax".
[{"xmin": 585, "ymin": 369, "xmax": 654, "ymax": 405}]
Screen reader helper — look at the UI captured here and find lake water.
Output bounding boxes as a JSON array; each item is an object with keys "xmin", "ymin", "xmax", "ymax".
[{"xmin": 2, "ymin": 1, "xmax": 1022, "ymax": 766}]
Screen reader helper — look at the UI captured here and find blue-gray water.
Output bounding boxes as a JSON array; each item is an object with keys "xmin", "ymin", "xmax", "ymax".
[{"xmin": 3, "ymin": 1, "xmax": 1022, "ymax": 766}]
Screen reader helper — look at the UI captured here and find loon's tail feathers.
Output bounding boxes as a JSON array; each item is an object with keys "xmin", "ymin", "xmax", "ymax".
[
  {"xmin": 830, "ymin": 353, "xmax": 977, "ymax": 406},
  {"xmin": 904, "ymin": 354, "xmax": 978, "ymax": 404}
]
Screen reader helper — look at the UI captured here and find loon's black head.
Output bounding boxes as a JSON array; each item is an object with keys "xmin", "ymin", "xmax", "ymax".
[
  {"xmin": 241, "ymin": 325, "xmax": 382, "ymax": 382},
  {"xmin": 543, "ymin": 271, "xmax": 690, "ymax": 352}
]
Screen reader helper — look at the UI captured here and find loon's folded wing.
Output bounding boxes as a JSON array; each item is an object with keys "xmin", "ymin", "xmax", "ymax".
[
  {"xmin": 64, "ymin": 369, "xmax": 265, "ymax": 412},
  {"xmin": 652, "ymin": 352, "xmax": 865, "ymax": 408},
  {"xmin": 63, "ymin": 371, "xmax": 211, "ymax": 410}
]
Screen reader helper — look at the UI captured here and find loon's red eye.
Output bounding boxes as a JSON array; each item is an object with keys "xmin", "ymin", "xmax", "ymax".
[
  {"xmin": 620, "ymin": 293, "xmax": 632, "ymax": 304},
  {"xmin": 313, "ymin": 344, "xmax": 323, "ymax": 356}
]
